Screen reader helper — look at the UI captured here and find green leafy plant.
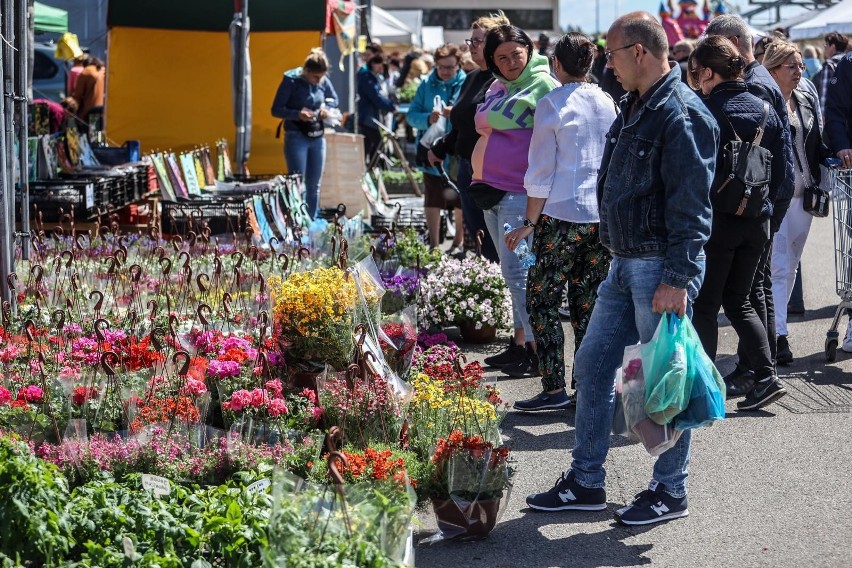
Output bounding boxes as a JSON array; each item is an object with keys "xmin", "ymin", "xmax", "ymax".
[
  {"xmin": 0, "ymin": 434, "xmax": 74, "ymax": 565},
  {"xmin": 380, "ymin": 169, "xmax": 422, "ymax": 185}
]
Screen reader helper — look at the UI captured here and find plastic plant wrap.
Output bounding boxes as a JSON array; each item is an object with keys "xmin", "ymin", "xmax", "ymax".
[
  {"xmin": 268, "ymin": 266, "xmax": 361, "ymax": 371},
  {"xmin": 423, "ymin": 429, "xmax": 514, "ymax": 542},
  {"xmin": 266, "ymin": 452, "xmax": 416, "ymax": 567},
  {"xmin": 378, "ymin": 306, "xmax": 418, "ymax": 379},
  {"xmin": 617, "ymin": 343, "xmax": 681, "ymax": 457}
]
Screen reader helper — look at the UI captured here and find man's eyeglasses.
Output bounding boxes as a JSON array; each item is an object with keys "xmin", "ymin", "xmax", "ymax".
[
  {"xmin": 465, "ymin": 38, "xmax": 484, "ymax": 48},
  {"xmin": 605, "ymin": 43, "xmax": 638, "ymax": 62},
  {"xmin": 780, "ymin": 63, "xmax": 805, "ymax": 71}
]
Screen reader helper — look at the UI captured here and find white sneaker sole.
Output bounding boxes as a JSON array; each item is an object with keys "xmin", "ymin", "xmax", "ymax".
[
  {"xmin": 527, "ymin": 501, "xmax": 607, "ymax": 512},
  {"xmin": 616, "ymin": 508, "xmax": 689, "ymax": 525}
]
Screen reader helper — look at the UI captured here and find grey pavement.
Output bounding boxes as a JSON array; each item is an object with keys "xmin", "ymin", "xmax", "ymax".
[{"xmin": 413, "ymin": 214, "xmax": 852, "ymax": 567}]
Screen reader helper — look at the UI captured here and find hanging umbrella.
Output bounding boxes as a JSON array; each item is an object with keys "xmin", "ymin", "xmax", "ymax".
[{"xmin": 230, "ymin": 0, "xmax": 251, "ymax": 176}]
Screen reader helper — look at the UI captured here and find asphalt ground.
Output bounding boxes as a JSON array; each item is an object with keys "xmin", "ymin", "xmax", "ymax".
[{"xmin": 412, "ymin": 213, "xmax": 852, "ymax": 567}]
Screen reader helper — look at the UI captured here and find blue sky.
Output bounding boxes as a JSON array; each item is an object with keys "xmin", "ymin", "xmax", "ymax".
[{"xmin": 559, "ymin": 0, "xmax": 809, "ymax": 34}]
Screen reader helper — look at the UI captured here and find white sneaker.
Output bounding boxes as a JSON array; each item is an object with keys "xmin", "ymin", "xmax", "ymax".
[{"xmin": 842, "ymin": 321, "xmax": 852, "ymax": 353}]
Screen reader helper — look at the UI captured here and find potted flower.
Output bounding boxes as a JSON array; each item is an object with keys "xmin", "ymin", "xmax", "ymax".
[
  {"xmin": 269, "ymin": 267, "xmax": 376, "ymax": 375},
  {"xmin": 426, "ymin": 429, "xmax": 514, "ymax": 540},
  {"xmin": 418, "ymin": 256, "xmax": 512, "ymax": 343}
]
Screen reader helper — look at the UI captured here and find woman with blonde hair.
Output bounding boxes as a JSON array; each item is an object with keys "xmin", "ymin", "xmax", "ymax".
[
  {"xmin": 427, "ymin": 10, "xmax": 510, "ymax": 263},
  {"xmin": 764, "ymin": 40, "xmax": 832, "ymax": 366},
  {"xmin": 271, "ymin": 48, "xmax": 339, "ymax": 219}
]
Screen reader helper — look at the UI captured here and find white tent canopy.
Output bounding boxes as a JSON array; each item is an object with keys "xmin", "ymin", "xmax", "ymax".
[
  {"xmin": 790, "ymin": 0, "xmax": 852, "ymax": 40},
  {"xmin": 371, "ymin": 6, "xmax": 417, "ymax": 46}
]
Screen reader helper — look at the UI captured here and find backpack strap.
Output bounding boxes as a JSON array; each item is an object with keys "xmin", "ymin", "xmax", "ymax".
[{"xmin": 752, "ymin": 101, "xmax": 770, "ymax": 146}]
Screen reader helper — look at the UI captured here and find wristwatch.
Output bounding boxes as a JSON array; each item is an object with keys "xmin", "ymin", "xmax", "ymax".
[{"xmin": 523, "ymin": 218, "xmax": 537, "ymax": 228}]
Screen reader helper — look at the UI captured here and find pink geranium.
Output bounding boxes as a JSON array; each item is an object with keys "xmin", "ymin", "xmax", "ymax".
[
  {"xmin": 225, "ymin": 389, "xmax": 253, "ymax": 412},
  {"xmin": 18, "ymin": 385, "xmax": 44, "ymax": 403},
  {"xmin": 0, "ymin": 387, "xmax": 11, "ymax": 405},
  {"xmin": 265, "ymin": 379, "xmax": 283, "ymax": 398},
  {"xmin": 250, "ymin": 388, "xmax": 269, "ymax": 408},
  {"xmin": 180, "ymin": 378, "xmax": 208, "ymax": 397},
  {"xmin": 267, "ymin": 398, "xmax": 288, "ymax": 417}
]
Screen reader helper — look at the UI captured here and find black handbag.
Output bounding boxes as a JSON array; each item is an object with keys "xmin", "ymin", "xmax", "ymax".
[
  {"xmin": 466, "ymin": 182, "xmax": 506, "ymax": 210},
  {"xmin": 803, "ymin": 185, "xmax": 830, "ymax": 217}
]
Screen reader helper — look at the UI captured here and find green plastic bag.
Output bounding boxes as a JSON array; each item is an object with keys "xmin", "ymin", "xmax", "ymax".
[{"xmin": 641, "ymin": 313, "xmax": 694, "ymax": 425}]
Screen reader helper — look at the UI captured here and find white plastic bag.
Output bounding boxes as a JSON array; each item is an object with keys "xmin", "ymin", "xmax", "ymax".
[{"xmin": 419, "ymin": 95, "xmax": 447, "ymax": 148}]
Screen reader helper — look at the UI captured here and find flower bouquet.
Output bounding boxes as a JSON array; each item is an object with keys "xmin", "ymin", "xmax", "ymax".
[
  {"xmin": 425, "ymin": 429, "xmax": 514, "ymax": 541},
  {"xmin": 268, "ymin": 267, "xmax": 364, "ymax": 372},
  {"xmin": 418, "ymin": 256, "xmax": 512, "ymax": 340}
]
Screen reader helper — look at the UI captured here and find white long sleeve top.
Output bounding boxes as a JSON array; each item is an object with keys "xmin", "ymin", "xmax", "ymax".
[{"xmin": 524, "ymin": 82, "xmax": 618, "ymax": 223}]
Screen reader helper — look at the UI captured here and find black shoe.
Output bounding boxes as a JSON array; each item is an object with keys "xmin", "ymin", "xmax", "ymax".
[
  {"xmin": 501, "ymin": 345, "xmax": 541, "ymax": 378},
  {"xmin": 526, "ymin": 470, "xmax": 607, "ymax": 512},
  {"xmin": 723, "ymin": 366, "xmax": 755, "ymax": 399},
  {"xmin": 483, "ymin": 340, "xmax": 525, "ymax": 368},
  {"xmin": 736, "ymin": 375, "xmax": 787, "ymax": 411},
  {"xmin": 513, "ymin": 389, "xmax": 571, "ymax": 411},
  {"xmin": 615, "ymin": 480, "xmax": 689, "ymax": 526},
  {"xmin": 787, "ymin": 303, "xmax": 805, "ymax": 316},
  {"xmin": 776, "ymin": 335, "xmax": 794, "ymax": 366}
]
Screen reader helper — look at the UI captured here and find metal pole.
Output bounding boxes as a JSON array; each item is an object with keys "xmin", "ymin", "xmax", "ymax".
[
  {"xmin": 239, "ymin": 0, "xmax": 249, "ymax": 175},
  {"xmin": 0, "ymin": 0, "xmax": 15, "ymax": 305},
  {"xmin": 17, "ymin": 0, "xmax": 29, "ymax": 260}
]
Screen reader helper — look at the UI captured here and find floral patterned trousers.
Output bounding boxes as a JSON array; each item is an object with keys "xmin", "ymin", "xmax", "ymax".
[{"xmin": 526, "ymin": 216, "xmax": 611, "ymax": 391}]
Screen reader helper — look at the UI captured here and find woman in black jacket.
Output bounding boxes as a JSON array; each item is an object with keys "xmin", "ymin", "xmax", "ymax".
[
  {"xmin": 689, "ymin": 36, "xmax": 789, "ymax": 411},
  {"xmin": 427, "ymin": 11, "xmax": 510, "ymax": 262}
]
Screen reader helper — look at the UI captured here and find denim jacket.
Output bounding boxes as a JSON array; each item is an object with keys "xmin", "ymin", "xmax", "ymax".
[{"xmin": 597, "ymin": 65, "xmax": 719, "ymax": 289}]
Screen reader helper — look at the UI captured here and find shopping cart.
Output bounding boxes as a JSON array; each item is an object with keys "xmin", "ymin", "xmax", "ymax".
[{"xmin": 825, "ymin": 159, "xmax": 852, "ymax": 361}]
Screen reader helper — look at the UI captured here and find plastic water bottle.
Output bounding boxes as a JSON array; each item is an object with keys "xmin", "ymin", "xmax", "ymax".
[{"xmin": 503, "ymin": 223, "xmax": 536, "ymax": 269}]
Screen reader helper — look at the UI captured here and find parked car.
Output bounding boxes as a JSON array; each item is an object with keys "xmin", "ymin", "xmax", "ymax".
[{"xmin": 32, "ymin": 42, "xmax": 67, "ymax": 102}]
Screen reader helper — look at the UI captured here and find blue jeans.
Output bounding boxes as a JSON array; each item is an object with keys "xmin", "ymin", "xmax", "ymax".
[
  {"xmin": 571, "ymin": 255, "xmax": 704, "ymax": 498},
  {"xmin": 457, "ymin": 159, "xmax": 498, "ymax": 262},
  {"xmin": 483, "ymin": 192, "xmax": 532, "ymax": 338},
  {"xmin": 284, "ymin": 130, "xmax": 326, "ymax": 219}
]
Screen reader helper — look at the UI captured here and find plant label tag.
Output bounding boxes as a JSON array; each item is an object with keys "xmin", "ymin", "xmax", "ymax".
[
  {"xmin": 246, "ymin": 478, "xmax": 271, "ymax": 495},
  {"xmin": 141, "ymin": 474, "xmax": 171, "ymax": 497},
  {"xmin": 122, "ymin": 536, "xmax": 136, "ymax": 560}
]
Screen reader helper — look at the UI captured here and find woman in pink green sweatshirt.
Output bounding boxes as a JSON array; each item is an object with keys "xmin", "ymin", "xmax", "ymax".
[{"xmin": 473, "ymin": 25, "xmax": 559, "ymax": 378}]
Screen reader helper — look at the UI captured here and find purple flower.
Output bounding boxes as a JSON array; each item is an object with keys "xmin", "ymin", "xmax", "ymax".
[{"xmin": 207, "ymin": 359, "xmax": 241, "ymax": 379}]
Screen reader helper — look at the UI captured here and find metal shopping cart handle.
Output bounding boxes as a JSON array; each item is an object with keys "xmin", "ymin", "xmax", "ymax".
[
  {"xmin": 434, "ymin": 162, "xmax": 459, "ymax": 195},
  {"xmin": 826, "ymin": 157, "xmax": 842, "ymax": 168}
]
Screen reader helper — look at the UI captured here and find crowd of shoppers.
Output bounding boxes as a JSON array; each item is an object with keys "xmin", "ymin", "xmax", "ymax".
[{"xmin": 264, "ymin": 8, "xmax": 852, "ymax": 529}]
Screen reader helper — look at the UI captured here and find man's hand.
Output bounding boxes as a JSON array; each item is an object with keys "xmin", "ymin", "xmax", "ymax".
[
  {"xmin": 429, "ymin": 110, "xmax": 442, "ymax": 125},
  {"xmin": 838, "ymin": 148, "xmax": 852, "ymax": 169},
  {"xmin": 298, "ymin": 108, "xmax": 314, "ymax": 122},
  {"xmin": 426, "ymin": 149, "xmax": 440, "ymax": 166},
  {"xmin": 652, "ymin": 283, "xmax": 687, "ymax": 317}
]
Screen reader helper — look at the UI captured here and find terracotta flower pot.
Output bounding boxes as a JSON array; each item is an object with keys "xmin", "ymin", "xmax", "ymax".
[
  {"xmin": 431, "ymin": 496, "xmax": 501, "ymax": 539},
  {"xmin": 458, "ymin": 323, "xmax": 497, "ymax": 344}
]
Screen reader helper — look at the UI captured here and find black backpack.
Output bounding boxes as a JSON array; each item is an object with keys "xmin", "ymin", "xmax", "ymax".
[{"xmin": 712, "ymin": 101, "xmax": 772, "ymax": 218}]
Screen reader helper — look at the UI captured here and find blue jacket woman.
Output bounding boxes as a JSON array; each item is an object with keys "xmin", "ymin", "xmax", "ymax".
[
  {"xmin": 357, "ymin": 55, "xmax": 396, "ymax": 163},
  {"xmin": 271, "ymin": 48, "xmax": 339, "ymax": 220},
  {"xmin": 406, "ymin": 45, "xmax": 466, "ymax": 248}
]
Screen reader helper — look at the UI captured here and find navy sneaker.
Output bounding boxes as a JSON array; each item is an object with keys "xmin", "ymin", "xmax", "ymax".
[
  {"xmin": 614, "ymin": 481, "xmax": 689, "ymax": 526},
  {"xmin": 737, "ymin": 375, "xmax": 787, "ymax": 411},
  {"xmin": 526, "ymin": 470, "xmax": 607, "ymax": 511},
  {"xmin": 513, "ymin": 389, "xmax": 571, "ymax": 412}
]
